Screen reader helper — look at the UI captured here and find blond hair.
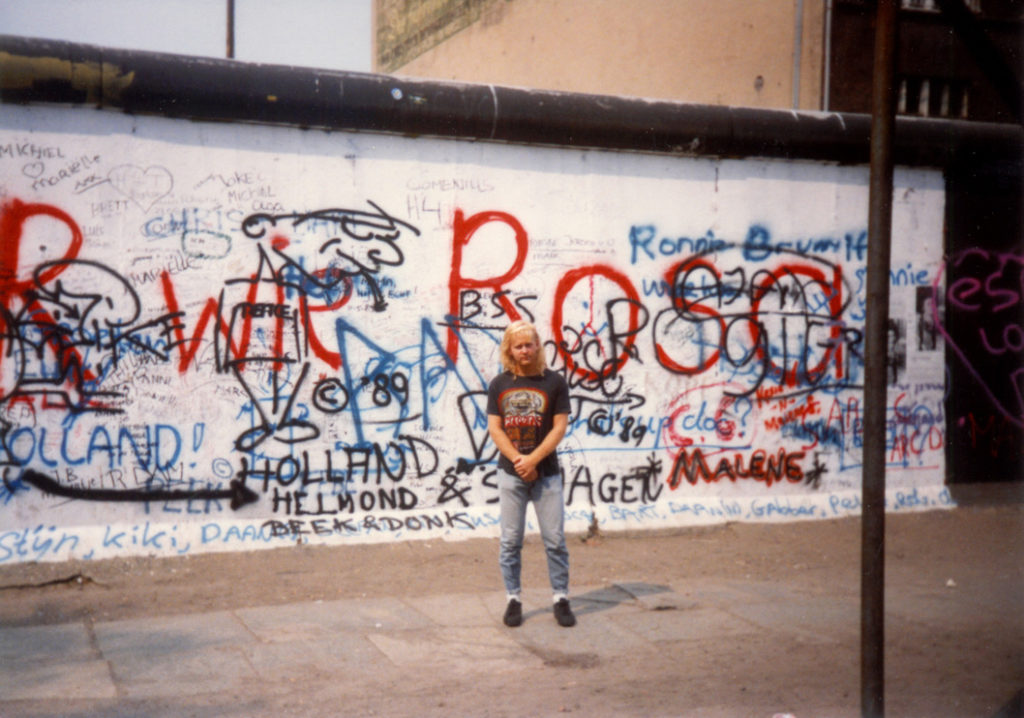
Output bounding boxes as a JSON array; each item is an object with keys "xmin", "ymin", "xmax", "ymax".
[{"xmin": 500, "ymin": 320, "xmax": 546, "ymax": 375}]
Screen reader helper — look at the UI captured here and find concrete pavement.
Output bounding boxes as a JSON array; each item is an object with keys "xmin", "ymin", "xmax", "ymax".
[
  {"xmin": 1, "ymin": 501, "xmax": 1022, "ymax": 717},
  {"xmin": 0, "ymin": 578, "xmax": 862, "ymax": 717},
  {"xmin": 3, "ymin": 576, "xmax": 1019, "ymax": 718}
]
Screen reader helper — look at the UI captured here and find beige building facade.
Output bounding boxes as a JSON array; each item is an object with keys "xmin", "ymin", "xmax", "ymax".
[{"xmin": 374, "ymin": 0, "xmax": 826, "ymax": 110}]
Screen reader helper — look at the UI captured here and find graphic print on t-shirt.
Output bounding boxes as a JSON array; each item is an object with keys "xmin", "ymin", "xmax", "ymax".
[{"xmin": 500, "ymin": 387, "xmax": 548, "ymax": 454}]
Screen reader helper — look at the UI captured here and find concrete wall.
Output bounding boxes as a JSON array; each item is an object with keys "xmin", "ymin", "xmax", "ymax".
[
  {"xmin": 0, "ymin": 103, "xmax": 950, "ymax": 564},
  {"xmin": 377, "ymin": 0, "xmax": 826, "ymax": 110}
]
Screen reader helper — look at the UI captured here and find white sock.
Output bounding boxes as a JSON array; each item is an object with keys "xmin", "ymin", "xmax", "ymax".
[
  {"xmin": 507, "ymin": 593, "xmax": 521, "ymax": 603},
  {"xmin": 553, "ymin": 593, "xmax": 568, "ymax": 604}
]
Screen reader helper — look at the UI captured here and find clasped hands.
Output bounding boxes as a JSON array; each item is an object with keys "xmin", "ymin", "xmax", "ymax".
[{"xmin": 513, "ymin": 454, "xmax": 539, "ymax": 482}]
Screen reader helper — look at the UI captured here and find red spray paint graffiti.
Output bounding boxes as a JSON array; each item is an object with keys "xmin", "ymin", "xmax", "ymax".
[{"xmin": 447, "ymin": 209, "xmax": 529, "ymax": 360}]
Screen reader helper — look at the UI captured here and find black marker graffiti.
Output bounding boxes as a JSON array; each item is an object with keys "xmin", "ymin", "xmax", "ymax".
[
  {"xmin": 2, "ymin": 259, "xmax": 183, "ymax": 414},
  {"xmin": 241, "ymin": 201, "xmax": 420, "ymax": 312},
  {"xmin": 19, "ymin": 468, "xmax": 258, "ymax": 510}
]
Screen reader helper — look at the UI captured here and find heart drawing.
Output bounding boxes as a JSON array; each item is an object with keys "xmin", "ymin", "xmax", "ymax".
[
  {"xmin": 108, "ymin": 164, "xmax": 174, "ymax": 211},
  {"xmin": 22, "ymin": 162, "xmax": 45, "ymax": 178}
]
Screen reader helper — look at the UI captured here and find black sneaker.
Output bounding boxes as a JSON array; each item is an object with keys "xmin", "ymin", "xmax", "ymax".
[
  {"xmin": 503, "ymin": 598, "xmax": 523, "ymax": 627},
  {"xmin": 553, "ymin": 598, "xmax": 576, "ymax": 627}
]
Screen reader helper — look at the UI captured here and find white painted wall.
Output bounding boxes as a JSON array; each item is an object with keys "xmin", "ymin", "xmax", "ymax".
[{"xmin": 0, "ymin": 105, "xmax": 949, "ymax": 563}]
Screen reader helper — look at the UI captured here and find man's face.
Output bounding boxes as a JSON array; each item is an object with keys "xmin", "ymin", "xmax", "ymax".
[{"xmin": 510, "ymin": 333, "xmax": 538, "ymax": 373}]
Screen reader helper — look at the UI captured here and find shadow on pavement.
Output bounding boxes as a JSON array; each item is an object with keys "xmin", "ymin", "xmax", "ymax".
[{"xmin": 520, "ymin": 581, "xmax": 675, "ymax": 622}]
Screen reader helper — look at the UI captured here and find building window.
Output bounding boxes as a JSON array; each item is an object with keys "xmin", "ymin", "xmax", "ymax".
[
  {"xmin": 900, "ymin": 0, "xmax": 982, "ymax": 12},
  {"xmin": 898, "ymin": 76, "xmax": 971, "ymax": 118}
]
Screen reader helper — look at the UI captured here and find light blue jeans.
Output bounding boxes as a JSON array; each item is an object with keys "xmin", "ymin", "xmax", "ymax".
[{"xmin": 498, "ymin": 468, "xmax": 570, "ymax": 596}]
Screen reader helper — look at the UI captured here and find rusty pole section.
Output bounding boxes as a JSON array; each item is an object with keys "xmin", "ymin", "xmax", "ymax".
[
  {"xmin": 862, "ymin": 0, "xmax": 898, "ymax": 716},
  {"xmin": 226, "ymin": 0, "xmax": 235, "ymax": 59}
]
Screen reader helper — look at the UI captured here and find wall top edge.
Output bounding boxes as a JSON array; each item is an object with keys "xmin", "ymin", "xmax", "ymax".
[{"xmin": 1, "ymin": 35, "xmax": 1020, "ymax": 168}]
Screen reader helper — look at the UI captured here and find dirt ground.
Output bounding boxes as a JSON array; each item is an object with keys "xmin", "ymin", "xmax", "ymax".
[{"xmin": 1, "ymin": 500, "xmax": 1022, "ymax": 717}]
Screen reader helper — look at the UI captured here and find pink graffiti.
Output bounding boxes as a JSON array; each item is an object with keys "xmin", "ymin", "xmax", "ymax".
[{"xmin": 933, "ymin": 249, "xmax": 1024, "ymax": 429}]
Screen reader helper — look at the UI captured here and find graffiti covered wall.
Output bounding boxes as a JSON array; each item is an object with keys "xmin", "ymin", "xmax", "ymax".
[{"xmin": 0, "ymin": 104, "xmax": 950, "ymax": 564}]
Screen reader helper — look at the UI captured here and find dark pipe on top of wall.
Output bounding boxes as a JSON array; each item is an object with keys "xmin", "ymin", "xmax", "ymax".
[{"xmin": 0, "ymin": 34, "xmax": 1019, "ymax": 168}]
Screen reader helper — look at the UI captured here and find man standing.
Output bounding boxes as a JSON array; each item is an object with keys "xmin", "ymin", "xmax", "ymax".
[{"xmin": 487, "ymin": 320, "xmax": 575, "ymax": 628}]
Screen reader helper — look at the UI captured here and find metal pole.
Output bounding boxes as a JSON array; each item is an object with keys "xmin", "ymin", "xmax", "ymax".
[
  {"xmin": 226, "ymin": 0, "xmax": 235, "ymax": 59},
  {"xmin": 862, "ymin": 0, "xmax": 897, "ymax": 716},
  {"xmin": 823, "ymin": 0, "xmax": 834, "ymax": 111},
  {"xmin": 792, "ymin": 0, "xmax": 805, "ymax": 109}
]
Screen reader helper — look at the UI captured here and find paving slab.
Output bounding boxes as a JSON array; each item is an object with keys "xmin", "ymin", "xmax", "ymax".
[
  {"xmin": 241, "ymin": 634, "xmax": 389, "ymax": 682},
  {"xmin": 0, "ymin": 656, "xmax": 116, "ymax": 701},
  {"xmin": 613, "ymin": 580, "xmax": 681, "ymax": 606},
  {"xmin": 94, "ymin": 611, "xmax": 254, "ymax": 656},
  {"xmin": 235, "ymin": 596, "xmax": 428, "ymax": 639},
  {"xmin": 674, "ymin": 578, "xmax": 778, "ymax": 607},
  {"xmin": 717, "ymin": 577, "xmax": 832, "ymax": 603},
  {"xmin": 886, "ymin": 587, "xmax": 1021, "ymax": 628},
  {"xmin": 728, "ymin": 595, "xmax": 860, "ymax": 645},
  {"xmin": 367, "ymin": 625, "xmax": 543, "ymax": 672},
  {"xmin": 249, "ymin": 596, "xmax": 434, "ymax": 633},
  {"xmin": 93, "ymin": 611, "xmax": 258, "ymax": 699},
  {"xmin": 401, "ymin": 591, "xmax": 495, "ymax": 627},
  {"xmin": 574, "ymin": 583, "xmax": 637, "ymax": 607},
  {"xmin": 513, "ymin": 610, "xmax": 653, "ymax": 656},
  {"xmin": 110, "ymin": 644, "xmax": 258, "ymax": 699},
  {"xmin": 609, "ymin": 605, "xmax": 761, "ymax": 643},
  {"xmin": 573, "ymin": 581, "xmax": 706, "ymax": 613},
  {"xmin": 0, "ymin": 622, "xmax": 95, "ymax": 663},
  {"xmin": 0, "ymin": 622, "xmax": 118, "ymax": 701}
]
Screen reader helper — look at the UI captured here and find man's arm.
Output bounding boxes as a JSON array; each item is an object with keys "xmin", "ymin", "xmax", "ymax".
[{"xmin": 488, "ymin": 414, "xmax": 521, "ymax": 467}]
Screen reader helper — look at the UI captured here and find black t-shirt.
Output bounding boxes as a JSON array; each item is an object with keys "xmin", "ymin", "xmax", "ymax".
[{"xmin": 486, "ymin": 369, "xmax": 570, "ymax": 477}]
